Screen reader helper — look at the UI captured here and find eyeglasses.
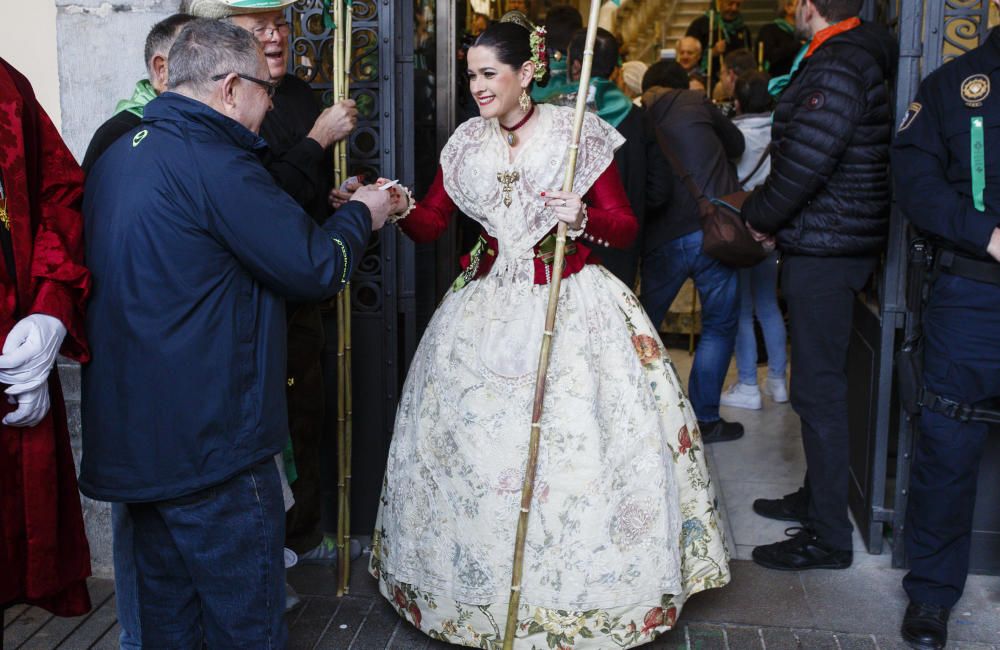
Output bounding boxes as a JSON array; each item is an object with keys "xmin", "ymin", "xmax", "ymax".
[
  {"xmin": 211, "ymin": 72, "xmax": 278, "ymax": 99},
  {"xmin": 251, "ymin": 22, "xmax": 291, "ymax": 39}
]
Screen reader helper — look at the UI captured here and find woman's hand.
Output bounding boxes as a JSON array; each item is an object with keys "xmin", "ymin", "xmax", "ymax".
[
  {"xmin": 375, "ymin": 178, "xmax": 411, "ymax": 214},
  {"xmin": 542, "ymin": 190, "xmax": 585, "ymax": 230}
]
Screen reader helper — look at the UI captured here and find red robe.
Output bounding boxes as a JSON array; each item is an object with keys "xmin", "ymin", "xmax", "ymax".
[{"xmin": 0, "ymin": 59, "xmax": 92, "ymax": 616}]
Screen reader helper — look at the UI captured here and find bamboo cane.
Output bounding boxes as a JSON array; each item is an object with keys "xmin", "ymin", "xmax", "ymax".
[
  {"xmin": 706, "ymin": 8, "xmax": 715, "ymax": 99},
  {"xmin": 339, "ymin": 1, "xmax": 355, "ymax": 597},
  {"xmin": 500, "ymin": 1, "xmax": 602, "ymax": 647},
  {"xmin": 332, "ymin": 0, "xmax": 352, "ymax": 599},
  {"xmin": 758, "ymin": 41, "xmax": 765, "ymax": 71}
]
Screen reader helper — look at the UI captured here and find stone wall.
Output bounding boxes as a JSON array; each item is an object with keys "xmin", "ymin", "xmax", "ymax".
[{"xmin": 56, "ymin": 0, "xmax": 179, "ymax": 576}]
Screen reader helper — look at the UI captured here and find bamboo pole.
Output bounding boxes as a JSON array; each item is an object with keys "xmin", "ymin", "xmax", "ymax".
[
  {"xmin": 339, "ymin": 0, "xmax": 355, "ymax": 598},
  {"xmin": 500, "ymin": 1, "xmax": 602, "ymax": 647},
  {"xmin": 706, "ymin": 8, "xmax": 715, "ymax": 99},
  {"xmin": 332, "ymin": 0, "xmax": 354, "ymax": 599}
]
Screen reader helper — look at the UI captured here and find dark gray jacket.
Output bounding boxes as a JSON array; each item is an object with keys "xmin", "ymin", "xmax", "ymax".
[{"xmin": 643, "ymin": 87, "xmax": 745, "ymax": 251}]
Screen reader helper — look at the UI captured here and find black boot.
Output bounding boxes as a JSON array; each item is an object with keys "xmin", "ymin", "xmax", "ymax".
[
  {"xmin": 752, "ymin": 527, "xmax": 852, "ymax": 571},
  {"xmin": 753, "ymin": 486, "xmax": 808, "ymax": 522},
  {"xmin": 901, "ymin": 602, "xmax": 949, "ymax": 650},
  {"xmin": 697, "ymin": 418, "xmax": 744, "ymax": 443}
]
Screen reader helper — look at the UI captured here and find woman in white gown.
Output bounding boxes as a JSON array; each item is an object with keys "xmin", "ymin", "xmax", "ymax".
[{"xmin": 369, "ymin": 15, "xmax": 729, "ymax": 649}]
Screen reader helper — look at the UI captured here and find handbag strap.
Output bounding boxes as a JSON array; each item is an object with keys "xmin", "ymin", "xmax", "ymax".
[
  {"xmin": 653, "ymin": 124, "xmax": 708, "ymax": 203},
  {"xmin": 739, "ymin": 144, "xmax": 771, "ymax": 187}
]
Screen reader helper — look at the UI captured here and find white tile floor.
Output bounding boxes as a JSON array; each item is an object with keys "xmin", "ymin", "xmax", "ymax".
[{"xmin": 668, "ymin": 348, "xmax": 883, "ymax": 563}]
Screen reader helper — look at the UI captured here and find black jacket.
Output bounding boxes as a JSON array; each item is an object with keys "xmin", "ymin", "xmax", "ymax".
[
  {"xmin": 81, "ymin": 110, "xmax": 141, "ymax": 175},
  {"xmin": 757, "ymin": 21, "xmax": 802, "ymax": 76},
  {"xmin": 599, "ymin": 106, "xmax": 671, "ymax": 285},
  {"xmin": 644, "ymin": 87, "xmax": 744, "ymax": 251},
  {"xmin": 743, "ymin": 21, "xmax": 897, "ymax": 257}
]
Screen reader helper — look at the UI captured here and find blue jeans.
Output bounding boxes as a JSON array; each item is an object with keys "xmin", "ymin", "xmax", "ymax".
[
  {"xmin": 112, "ymin": 503, "xmax": 141, "ymax": 649},
  {"xmin": 125, "ymin": 459, "xmax": 287, "ymax": 649},
  {"xmin": 735, "ymin": 251, "xmax": 787, "ymax": 385},
  {"xmin": 640, "ymin": 230, "xmax": 738, "ymax": 422}
]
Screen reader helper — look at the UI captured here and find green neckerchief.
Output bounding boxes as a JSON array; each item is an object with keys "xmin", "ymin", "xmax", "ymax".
[
  {"xmin": 114, "ymin": 79, "xmax": 158, "ymax": 118},
  {"xmin": 768, "ymin": 42, "xmax": 809, "ymax": 97},
  {"xmin": 592, "ymin": 77, "xmax": 632, "ymax": 128},
  {"xmin": 699, "ymin": 9, "xmax": 748, "ymax": 70},
  {"xmin": 534, "ymin": 76, "xmax": 632, "ymax": 128},
  {"xmin": 532, "ymin": 58, "xmax": 575, "ymax": 103},
  {"xmin": 774, "ymin": 18, "xmax": 795, "ymax": 35}
]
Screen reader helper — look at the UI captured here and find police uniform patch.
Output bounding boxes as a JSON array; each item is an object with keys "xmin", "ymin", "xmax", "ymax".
[
  {"xmin": 961, "ymin": 74, "xmax": 990, "ymax": 107},
  {"xmin": 898, "ymin": 102, "xmax": 922, "ymax": 132}
]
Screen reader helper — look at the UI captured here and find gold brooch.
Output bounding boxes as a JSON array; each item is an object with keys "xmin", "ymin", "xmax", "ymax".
[{"xmin": 497, "ymin": 170, "xmax": 520, "ymax": 207}]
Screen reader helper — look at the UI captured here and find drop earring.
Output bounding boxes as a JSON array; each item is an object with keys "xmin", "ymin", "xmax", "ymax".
[{"xmin": 518, "ymin": 88, "xmax": 532, "ymax": 112}]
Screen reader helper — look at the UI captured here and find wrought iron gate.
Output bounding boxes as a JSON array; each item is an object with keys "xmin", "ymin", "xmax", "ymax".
[
  {"xmin": 848, "ymin": 0, "xmax": 999, "ymax": 573},
  {"xmin": 286, "ymin": 0, "xmax": 415, "ymax": 533}
]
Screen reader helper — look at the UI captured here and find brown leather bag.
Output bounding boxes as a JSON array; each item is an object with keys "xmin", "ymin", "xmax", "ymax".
[{"xmin": 656, "ymin": 130, "xmax": 770, "ymax": 268}]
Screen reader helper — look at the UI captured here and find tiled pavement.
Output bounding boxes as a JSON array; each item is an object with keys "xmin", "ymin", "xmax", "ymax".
[{"xmin": 5, "ymin": 556, "xmax": 999, "ymax": 649}]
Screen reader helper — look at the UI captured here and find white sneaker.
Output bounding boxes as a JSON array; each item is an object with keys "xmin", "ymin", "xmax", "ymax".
[
  {"xmin": 720, "ymin": 382, "xmax": 762, "ymax": 410},
  {"xmin": 765, "ymin": 376, "xmax": 789, "ymax": 403}
]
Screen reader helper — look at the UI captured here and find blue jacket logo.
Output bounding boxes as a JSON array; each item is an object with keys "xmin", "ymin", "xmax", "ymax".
[{"xmin": 132, "ymin": 129, "xmax": 149, "ymax": 147}]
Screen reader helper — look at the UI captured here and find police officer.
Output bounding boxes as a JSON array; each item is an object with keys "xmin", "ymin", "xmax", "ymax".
[{"xmin": 892, "ymin": 3, "xmax": 1000, "ymax": 648}]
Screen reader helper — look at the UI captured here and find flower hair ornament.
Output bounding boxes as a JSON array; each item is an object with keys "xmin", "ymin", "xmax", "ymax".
[{"xmin": 500, "ymin": 10, "xmax": 548, "ymax": 82}]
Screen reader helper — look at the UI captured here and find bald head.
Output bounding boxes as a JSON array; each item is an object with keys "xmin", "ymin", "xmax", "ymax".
[{"xmin": 677, "ymin": 36, "xmax": 702, "ymax": 72}]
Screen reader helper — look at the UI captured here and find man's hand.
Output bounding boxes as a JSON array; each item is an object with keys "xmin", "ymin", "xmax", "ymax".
[
  {"xmin": 349, "ymin": 185, "xmax": 393, "ymax": 231},
  {"xmin": 307, "ymin": 99, "xmax": 358, "ymax": 149},
  {"xmin": 746, "ymin": 222, "xmax": 777, "ymax": 251},
  {"xmin": 712, "ymin": 39, "xmax": 727, "ymax": 56},
  {"xmin": 329, "ymin": 176, "xmax": 364, "ymax": 209},
  {"xmin": 375, "ymin": 178, "xmax": 411, "ymax": 214},
  {"xmin": 988, "ymin": 226, "xmax": 1000, "ymax": 263},
  {"xmin": 3, "ymin": 383, "xmax": 50, "ymax": 427}
]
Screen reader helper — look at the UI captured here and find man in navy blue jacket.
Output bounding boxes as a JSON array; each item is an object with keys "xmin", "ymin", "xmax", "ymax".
[{"xmin": 80, "ymin": 19, "xmax": 393, "ymax": 648}]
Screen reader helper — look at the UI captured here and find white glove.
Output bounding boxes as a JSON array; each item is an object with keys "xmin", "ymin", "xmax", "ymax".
[
  {"xmin": 3, "ymin": 382, "xmax": 51, "ymax": 427},
  {"xmin": 0, "ymin": 314, "xmax": 67, "ymax": 391}
]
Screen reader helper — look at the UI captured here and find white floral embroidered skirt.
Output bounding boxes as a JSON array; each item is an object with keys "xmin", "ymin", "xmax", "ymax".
[{"xmin": 370, "ymin": 265, "xmax": 730, "ymax": 649}]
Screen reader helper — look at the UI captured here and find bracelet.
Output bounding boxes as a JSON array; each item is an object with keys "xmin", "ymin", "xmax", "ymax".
[
  {"xmin": 567, "ymin": 204, "xmax": 588, "ymax": 239},
  {"xmin": 388, "ymin": 185, "xmax": 415, "ymax": 223}
]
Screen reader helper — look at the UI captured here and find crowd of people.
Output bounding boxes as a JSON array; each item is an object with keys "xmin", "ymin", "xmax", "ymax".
[{"xmin": 3, "ymin": 0, "xmax": 1000, "ymax": 649}]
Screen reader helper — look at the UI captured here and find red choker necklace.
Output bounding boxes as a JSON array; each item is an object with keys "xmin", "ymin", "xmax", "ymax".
[{"xmin": 499, "ymin": 104, "xmax": 535, "ymax": 147}]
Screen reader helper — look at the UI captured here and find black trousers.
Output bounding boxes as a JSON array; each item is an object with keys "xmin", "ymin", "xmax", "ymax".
[
  {"xmin": 782, "ymin": 255, "xmax": 876, "ymax": 551},
  {"xmin": 903, "ymin": 272, "xmax": 1000, "ymax": 608}
]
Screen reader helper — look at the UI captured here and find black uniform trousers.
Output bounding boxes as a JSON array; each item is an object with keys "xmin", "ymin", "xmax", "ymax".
[
  {"xmin": 903, "ymin": 271, "xmax": 1000, "ymax": 608},
  {"xmin": 783, "ymin": 255, "xmax": 877, "ymax": 551}
]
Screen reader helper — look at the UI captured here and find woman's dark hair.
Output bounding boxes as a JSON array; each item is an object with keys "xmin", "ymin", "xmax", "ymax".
[
  {"xmin": 641, "ymin": 60, "xmax": 690, "ymax": 92},
  {"xmin": 473, "ymin": 18, "xmax": 549, "ymax": 87},
  {"xmin": 735, "ymin": 71, "xmax": 774, "ymax": 114},
  {"xmin": 544, "ymin": 6, "xmax": 582, "ymax": 57},
  {"xmin": 568, "ymin": 28, "xmax": 619, "ymax": 79}
]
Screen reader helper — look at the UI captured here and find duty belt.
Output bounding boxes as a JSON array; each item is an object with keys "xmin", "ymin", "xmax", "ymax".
[
  {"xmin": 919, "ymin": 387, "xmax": 1000, "ymax": 425},
  {"xmin": 934, "ymin": 249, "xmax": 1000, "ymax": 286}
]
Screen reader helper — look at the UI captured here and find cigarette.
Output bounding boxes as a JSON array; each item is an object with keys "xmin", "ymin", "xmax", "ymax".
[{"xmin": 379, "ymin": 179, "xmax": 400, "ymax": 191}]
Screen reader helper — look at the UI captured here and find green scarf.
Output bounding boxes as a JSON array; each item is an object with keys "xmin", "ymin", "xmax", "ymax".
[
  {"xmin": 114, "ymin": 79, "xmax": 158, "ymax": 118},
  {"xmin": 767, "ymin": 43, "xmax": 808, "ymax": 97},
  {"xmin": 591, "ymin": 77, "xmax": 632, "ymax": 128},
  {"xmin": 531, "ymin": 58, "xmax": 576, "ymax": 103},
  {"xmin": 700, "ymin": 9, "xmax": 748, "ymax": 70}
]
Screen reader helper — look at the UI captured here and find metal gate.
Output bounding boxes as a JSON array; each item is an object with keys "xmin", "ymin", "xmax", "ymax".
[
  {"xmin": 848, "ymin": 0, "xmax": 999, "ymax": 573},
  {"xmin": 286, "ymin": 0, "xmax": 416, "ymax": 533}
]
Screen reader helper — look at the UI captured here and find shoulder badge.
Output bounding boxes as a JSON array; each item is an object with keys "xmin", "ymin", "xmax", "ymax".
[
  {"xmin": 898, "ymin": 102, "xmax": 922, "ymax": 133},
  {"xmin": 961, "ymin": 74, "xmax": 990, "ymax": 108}
]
